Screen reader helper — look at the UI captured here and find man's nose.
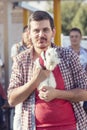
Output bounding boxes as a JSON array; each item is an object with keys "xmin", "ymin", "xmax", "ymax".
[{"xmin": 39, "ymin": 30, "xmax": 44, "ymax": 37}]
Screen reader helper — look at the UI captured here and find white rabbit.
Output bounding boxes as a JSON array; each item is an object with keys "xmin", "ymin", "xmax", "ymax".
[{"xmin": 34, "ymin": 47, "xmax": 60, "ymax": 90}]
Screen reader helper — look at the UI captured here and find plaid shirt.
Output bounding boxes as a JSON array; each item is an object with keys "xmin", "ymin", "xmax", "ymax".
[
  {"xmin": 8, "ymin": 46, "xmax": 87, "ymax": 130},
  {"xmin": 69, "ymin": 46, "xmax": 87, "ymax": 72}
]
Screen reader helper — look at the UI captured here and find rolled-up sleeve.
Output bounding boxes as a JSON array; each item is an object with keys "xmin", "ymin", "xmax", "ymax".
[{"xmin": 8, "ymin": 57, "xmax": 24, "ymax": 97}]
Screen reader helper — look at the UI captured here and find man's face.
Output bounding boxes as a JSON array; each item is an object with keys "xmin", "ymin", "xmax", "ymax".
[
  {"xmin": 69, "ymin": 31, "xmax": 82, "ymax": 46},
  {"xmin": 29, "ymin": 20, "xmax": 55, "ymax": 50}
]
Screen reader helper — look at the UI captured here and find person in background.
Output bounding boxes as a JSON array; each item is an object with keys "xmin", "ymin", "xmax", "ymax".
[
  {"xmin": 0, "ymin": 56, "xmax": 4, "ymax": 83},
  {"xmin": 11, "ymin": 25, "xmax": 32, "ymax": 61},
  {"xmin": 8, "ymin": 11, "xmax": 87, "ymax": 130},
  {"xmin": 0, "ymin": 82, "xmax": 7, "ymax": 130},
  {"xmin": 69, "ymin": 27, "xmax": 87, "ymax": 113},
  {"xmin": 11, "ymin": 25, "xmax": 32, "ymax": 130}
]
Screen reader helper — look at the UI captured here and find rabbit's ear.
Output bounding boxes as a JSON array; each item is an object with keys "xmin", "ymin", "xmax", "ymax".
[{"xmin": 54, "ymin": 48, "xmax": 57, "ymax": 51}]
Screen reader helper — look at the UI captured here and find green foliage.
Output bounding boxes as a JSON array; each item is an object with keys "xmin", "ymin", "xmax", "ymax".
[
  {"xmin": 47, "ymin": 0, "xmax": 87, "ymax": 36},
  {"xmin": 71, "ymin": 3, "xmax": 87, "ymax": 35},
  {"xmin": 47, "ymin": 1, "xmax": 53, "ymax": 14},
  {"xmin": 61, "ymin": 1, "xmax": 81, "ymax": 35}
]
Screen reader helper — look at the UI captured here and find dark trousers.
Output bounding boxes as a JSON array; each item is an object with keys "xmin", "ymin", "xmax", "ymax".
[{"xmin": 83, "ymin": 101, "xmax": 87, "ymax": 114}]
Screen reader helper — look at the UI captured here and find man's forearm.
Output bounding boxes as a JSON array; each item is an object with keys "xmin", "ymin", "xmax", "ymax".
[
  {"xmin": 8, "ymin": 77, "xmax": 39, "ymax": 106},
  {"xmin": 8, "ymin": 68, "xmax": 51, "ymax": 106},
  {"xmin": 55, "ymin": 88, "xmax": 87, "ymax": 102}
]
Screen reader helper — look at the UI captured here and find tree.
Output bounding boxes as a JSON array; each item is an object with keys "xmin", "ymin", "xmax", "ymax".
[
  {"xmin": 47, "ymin": 0, "xmax": 87, "ymax": 35},
  {"xmin": 61, "ymin": 1, "xmax": 81, "ymax": 35},
  {"xmin": 71, "ymin": 3, "xmax": 87, "ymax": 35}
]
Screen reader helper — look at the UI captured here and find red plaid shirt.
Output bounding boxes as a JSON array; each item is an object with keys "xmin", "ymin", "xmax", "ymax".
[{"xmin": 8, "ymin": 46, "xmax": 87, "ymax": 130}]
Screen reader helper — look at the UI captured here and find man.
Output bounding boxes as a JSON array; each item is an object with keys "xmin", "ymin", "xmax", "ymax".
[
  {"xmin": 69, "ymin": 27, "xmax": 87, "ymax": 71},
  {"xmin": 69, "ymin": 27, "xmax": 87, "ymax": 113},
  {"xmin": 11, "ymin": 25, "xmax": 32, "ymax": 130},
  {"xmin": 8, "ymin": 11, "xmax": 87, "ymax": 130}
]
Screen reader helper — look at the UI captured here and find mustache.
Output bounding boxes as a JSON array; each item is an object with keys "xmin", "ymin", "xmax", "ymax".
[{"xmin": 39, "ymin": 37, "xmax": 47, "ymax": 41}]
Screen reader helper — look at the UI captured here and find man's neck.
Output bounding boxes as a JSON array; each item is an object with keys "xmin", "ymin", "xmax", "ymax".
[
  {"xmin": 33, "ymin": 47, "xmax": 44, "ymax": 61},
  {"xmin": 33, "ymin": 44, "xmax": 51, "ymax": 60},
  {"xmin": 71, "ymin": 45, "xmax": 80, "ymax": 54}
]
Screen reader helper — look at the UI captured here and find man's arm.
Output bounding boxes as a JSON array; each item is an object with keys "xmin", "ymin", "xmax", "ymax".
[
  {"xmin": 8, "ymin": 68, "xmax": 50, "ymax": 106},
  {"xmin": 8, "ymin": 76, "xmax": 39, "ymax": 106},
  {"xmin": 39, "ymin": 87, "xmax": 87, "ymax": 102},
  {"xmin": 39, "ymin": 50, "xmax": 87, "ymax": 102},
  {"xmin": 55, "ymin": 88, "xmax": 87, "ymax": 102}
]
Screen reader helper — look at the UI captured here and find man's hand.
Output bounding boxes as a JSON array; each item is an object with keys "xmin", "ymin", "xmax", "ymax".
[
  {"xmin": 32, "ymin": 66, "xmax": 51, "ymax": 86},
  {"xmin": 38, "ymin": 86, "xmax": 57, "ymax": 102}
]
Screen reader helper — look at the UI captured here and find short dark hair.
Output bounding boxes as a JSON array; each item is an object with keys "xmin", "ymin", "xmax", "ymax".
[
  {"xmin": 28, "ymin": 10, "xmax": 54, "ymax": 30},
  {"xmin": 23, "ymin": 25, "xmax": 28, "ymax": 33},
  {"xmin": 69, "ymin": 27, "xmax": 82, "ymax": 36}
]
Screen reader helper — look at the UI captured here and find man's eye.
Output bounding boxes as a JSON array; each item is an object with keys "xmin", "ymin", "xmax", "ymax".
[
  {"xmin": 44, "ymin": 28, "xmax": 49, "ymax": 32},
  {"xmin": 34, "ymin": 30, "xmax": 39, "ymax": 33}
]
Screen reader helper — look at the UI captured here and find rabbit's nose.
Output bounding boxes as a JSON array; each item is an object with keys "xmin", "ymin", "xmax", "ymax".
[{"xmin": 50, "ymin": 61, "xmax": 54, "ymax": 65}]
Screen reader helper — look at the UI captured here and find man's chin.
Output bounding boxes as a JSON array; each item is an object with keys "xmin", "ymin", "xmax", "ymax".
[
  {"xmin": 39, "ymin": 46, "xmax": 47, "ymax": 49},
  {"xmin": 72, "ymin": 43, "xmax": 79, "ymax": 46},
  {"xmin": 38, "ymin": 44, "xmax": 47, "ymax": 49}
]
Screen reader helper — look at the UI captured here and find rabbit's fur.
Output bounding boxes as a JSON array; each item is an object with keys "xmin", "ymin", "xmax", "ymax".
[{"xmin": 35, "ymin": 47, "xmax": 60, "ymax": 90}]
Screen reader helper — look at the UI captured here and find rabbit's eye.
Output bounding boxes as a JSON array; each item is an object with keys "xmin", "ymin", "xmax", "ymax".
[{"xmin": 48, "ymin": 53, "xmax": 50, "ymax": 56}]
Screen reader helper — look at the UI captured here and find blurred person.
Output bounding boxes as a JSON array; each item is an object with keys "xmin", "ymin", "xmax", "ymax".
[
  {"xmin": 11, "ymin": 25, "xmax": 32, "ymax": 61},
  {"xmin": 8, "ymin": 11, "xmax": 87, "ymax": 130},
  {"xmin": 69, "ymin": 27, "xmax": 87, "ymax": 113},
  {"xmin": 0, "ymin": 82, "xmax": 7, "ymax": 130},
  {"xmin": 69, "ymin": 27, "xmax": 87, "ymax": 71},
  {"xmin": 0, "ymin": 56, "xmax": 4, "ymax": 82},
  {"xmin": 11, "ymin": 25, "xmax": 32, "ymax": 130}
]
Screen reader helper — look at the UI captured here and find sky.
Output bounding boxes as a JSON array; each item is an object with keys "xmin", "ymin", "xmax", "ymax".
[{"xmin": 27, "ymin": 1, "xmax": 48, "ymax": 11}]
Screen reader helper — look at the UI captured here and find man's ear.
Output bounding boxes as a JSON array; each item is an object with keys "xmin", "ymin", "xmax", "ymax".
[
  {"xmin": 52, "ymin": 28, "xmax": 56, "ymax": 38},
  {"xmin": 28, "ymin": 30, "xmax": 32, "ymax": 43},
  {"xmin": 27, "ymin": 29, "xmax": 30, "ymax": 34},
  {"xmin": 22, "ymin": 33, "xmax": 24, "ymax": 43}
]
